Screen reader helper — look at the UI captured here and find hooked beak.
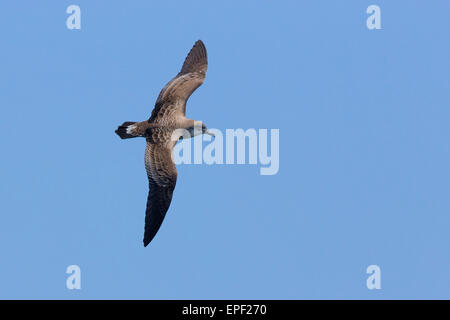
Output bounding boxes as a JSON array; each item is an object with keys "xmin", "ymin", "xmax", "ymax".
[{"xmin": 205, "ymin": 130, "xmax": 215, "ymax": 138}]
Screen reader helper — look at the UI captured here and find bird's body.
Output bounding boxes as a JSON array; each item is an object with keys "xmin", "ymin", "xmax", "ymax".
[{"xmin": 115, "ymin": 40, "xmax": 212, "ymax": 246}]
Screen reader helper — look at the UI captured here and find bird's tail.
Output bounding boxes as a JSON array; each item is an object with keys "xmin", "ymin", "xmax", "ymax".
[{"xmin": 115, "ymin": 121, "xmax": 139, "ymax": 139}]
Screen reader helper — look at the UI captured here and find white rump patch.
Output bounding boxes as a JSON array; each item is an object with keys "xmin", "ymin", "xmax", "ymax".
[{"xmin": 126, "ymin": 125, "xmax": 137, "ymax": 135}]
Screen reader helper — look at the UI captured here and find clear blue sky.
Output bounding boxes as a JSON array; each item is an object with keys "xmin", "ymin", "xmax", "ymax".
[{"xmin": 0, "ymin": 0, "xmax": 449, "ymax": 299}]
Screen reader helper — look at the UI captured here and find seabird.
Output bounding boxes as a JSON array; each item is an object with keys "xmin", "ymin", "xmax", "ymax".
[{"xmin": 115, "ymin": 40, "xmax": 213, "ymax": 246}]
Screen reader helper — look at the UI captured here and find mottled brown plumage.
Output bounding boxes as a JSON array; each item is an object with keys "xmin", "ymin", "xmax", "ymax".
[{"xmin": 115, "ymin": 40, "xmax": 212, "ymax": 246}]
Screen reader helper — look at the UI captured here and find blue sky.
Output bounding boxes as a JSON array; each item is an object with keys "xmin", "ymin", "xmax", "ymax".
[{"xmin": 0, "ymin": 0, "xmax": 450, "ymax": 299}]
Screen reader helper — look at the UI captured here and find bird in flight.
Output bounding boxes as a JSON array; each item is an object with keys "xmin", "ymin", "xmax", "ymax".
[{"xmin": 115, "ymin": 40, "xmax": 213, "ymax": 246}]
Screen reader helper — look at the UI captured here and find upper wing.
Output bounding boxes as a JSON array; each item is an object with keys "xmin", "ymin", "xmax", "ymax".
[
  {"xmin": 149, "ymin": 40, "xmax": 208, "ymax": 122},
  {"xmin": 143, "ymin": 142, "xmax": 178, "ymax": 246}
]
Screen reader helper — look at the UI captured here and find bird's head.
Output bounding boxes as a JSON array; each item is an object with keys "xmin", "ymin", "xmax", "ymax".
[{"xmin": 202, "ymin": 123, "xmax": 215, "ymax": 138}]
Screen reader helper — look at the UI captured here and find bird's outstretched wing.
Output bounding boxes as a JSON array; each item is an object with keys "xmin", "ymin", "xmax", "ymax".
[
  {"xmin": 149, "ymin": 40, "xmax": 208, "ymax": 122},
  {"xmin": 143, "ymin": 142, "xmax": 178, "ymax": 246}
]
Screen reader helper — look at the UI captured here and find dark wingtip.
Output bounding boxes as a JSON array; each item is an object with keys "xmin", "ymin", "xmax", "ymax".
[
  {"xmin": 194, "ymin": 39, "xmax": 206, "ymax": 55},
  {"xmin": 179, "ymin": 40, "xmax": 207, "ymax": 75},
  {"xmin": 143, "ymin": 231, "xmax": 157, "ymax": 247},
  {"xmin": 195, "ymin": 39, "xmax": 205, "ymax": 46}
]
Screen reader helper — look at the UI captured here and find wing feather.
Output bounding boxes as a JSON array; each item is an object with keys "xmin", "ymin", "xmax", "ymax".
[
  {"xmin": 149, "ymin": 40, "xmax": 208, "ymax": 122},
  {"xmin": 143, "ymin": 142, "xmax": 177, "ymax": 246}
]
